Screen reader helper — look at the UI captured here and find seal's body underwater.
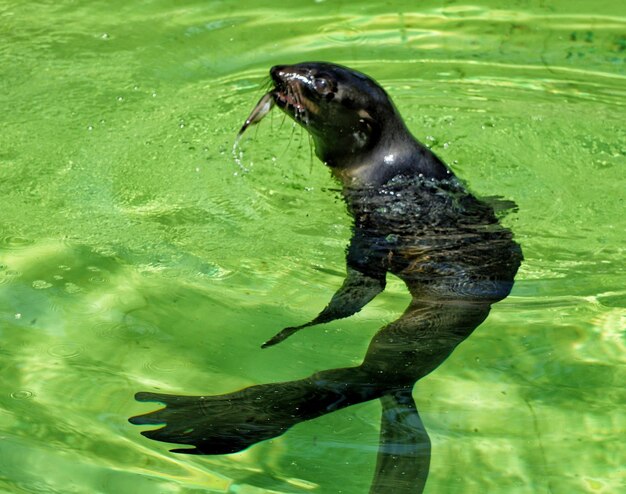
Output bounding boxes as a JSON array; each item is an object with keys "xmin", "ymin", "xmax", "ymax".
[{"xmin": 131, "ymin": 62, "xmax": 522, "ymax": 493}]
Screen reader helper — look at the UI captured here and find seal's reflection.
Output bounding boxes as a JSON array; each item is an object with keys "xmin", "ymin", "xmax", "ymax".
[{"xmin": 130, "ymin": 63, "xmax": 522, "ymax": 493}]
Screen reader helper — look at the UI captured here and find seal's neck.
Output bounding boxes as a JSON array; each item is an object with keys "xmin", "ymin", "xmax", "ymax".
[{"xmin": 324, "ymin": 125, "xmax": 453, "ymax": 188}]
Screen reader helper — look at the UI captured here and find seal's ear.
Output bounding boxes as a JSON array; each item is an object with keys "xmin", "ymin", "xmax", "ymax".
[{"xmin": 357, "ymin": 110, "xmax": 381, "ymax": 145}]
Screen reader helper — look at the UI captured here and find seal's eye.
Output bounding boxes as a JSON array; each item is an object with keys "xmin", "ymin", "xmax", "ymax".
[{"xmin": 313, "ymin": 77, "xmax": 332, "ymax": 95}]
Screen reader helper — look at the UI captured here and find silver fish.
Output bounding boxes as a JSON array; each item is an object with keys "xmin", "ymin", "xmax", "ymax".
[{"xmin": 237, "ymin": 91, "xmax": 275, "ymax": 137}]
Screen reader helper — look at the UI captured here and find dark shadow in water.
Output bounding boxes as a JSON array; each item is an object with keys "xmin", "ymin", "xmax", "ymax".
[{"xmin": 130, "ymin": 62, "xmax": 522, "ymax": 492}]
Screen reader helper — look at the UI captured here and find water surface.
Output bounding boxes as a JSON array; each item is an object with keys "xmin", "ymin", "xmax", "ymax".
[{"xmin": 1, "ymin": 1, "xmax": 625, "ymax": 493}]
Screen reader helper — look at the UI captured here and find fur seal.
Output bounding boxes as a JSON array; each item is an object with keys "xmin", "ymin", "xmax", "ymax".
[{"xmin": 130, "ymin": 62, "xmax": 522, "ymax": 493}]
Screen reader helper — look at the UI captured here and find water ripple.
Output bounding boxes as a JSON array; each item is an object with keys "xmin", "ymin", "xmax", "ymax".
[
  {"xmin": 10, "ymin": 390, "xmax": 35, "ymax": 400},
  {"xmin": 91, "ymin": 322, "xmax": 158, "ymax": 341},
  {"xmin": 0, "ymin": 236, "xmax": 34, "ymax": 250},
  {"xmin": 47, "ymin": 343, "xmax": 83, "ymax": 359}
]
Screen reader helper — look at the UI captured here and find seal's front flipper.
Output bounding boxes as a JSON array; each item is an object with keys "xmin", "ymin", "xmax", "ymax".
[{"xmin": 262, "ymin": 266, "xmax": 385, "ymax": 348}]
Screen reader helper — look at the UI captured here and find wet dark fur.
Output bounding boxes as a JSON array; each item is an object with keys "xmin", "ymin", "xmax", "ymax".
[{"xmin": 130, "ymin": 62, "xmax": 522, "ymax": 493}]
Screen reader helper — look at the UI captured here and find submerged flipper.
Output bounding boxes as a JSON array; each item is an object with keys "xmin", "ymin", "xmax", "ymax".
[
  {"xmin": 371, "ymin": 390, "xmax": 431, "ymax": 493},
  {"xmin": 262, "ymin": 266, "xmax": 386, "ymax": 348},
  {"xmin": 129, "ymin": 390, "xmax": 293, "ymax": 455}
]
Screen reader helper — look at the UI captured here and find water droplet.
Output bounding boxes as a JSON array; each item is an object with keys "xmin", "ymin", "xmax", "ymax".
[
  {"xmin": 32, "ymin": 280, "xmax": 52, "ymax": 289},
  {"xmin": 64, "ymin": 283, "xmax": 82, "ymax": 294},
  {"xmin": 232, "ymin": 136, "xmax": 250, "ymax": 173}
]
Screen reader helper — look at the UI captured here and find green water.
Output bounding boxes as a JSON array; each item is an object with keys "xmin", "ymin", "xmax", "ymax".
[{"xmin": 1, "ymin": 0, "xmax": 625, "ymax": 492}]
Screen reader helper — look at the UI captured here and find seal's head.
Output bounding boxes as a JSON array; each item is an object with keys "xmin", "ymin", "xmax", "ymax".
[
  {"xmin": 239, "ymin": 62, "xmax": 450, "ymax": 185},
  {"xmin": 270, "ymin": 62, "xmax": 408, "ymax": 169}
]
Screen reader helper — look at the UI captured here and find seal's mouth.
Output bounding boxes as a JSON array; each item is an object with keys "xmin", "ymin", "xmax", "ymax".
[
  {"xmin": 270, "ymin": 64, "xmax": 325, "ymax": 126},
  {"xmin": 238, "ymin": 64, "xmax": 324, "ymax": 138},
  {"xmin": 273, "ymin": 86, "xmax": 304, "ymax": 112},
  {"xmin": 272, "ymin": 78, "xmax": 319, "ymax": 125}
]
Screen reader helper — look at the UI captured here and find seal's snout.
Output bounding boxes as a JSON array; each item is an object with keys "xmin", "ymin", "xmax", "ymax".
[{"xmin": 270, "ymin": 65, "xmax": 287, "ymax": 83}]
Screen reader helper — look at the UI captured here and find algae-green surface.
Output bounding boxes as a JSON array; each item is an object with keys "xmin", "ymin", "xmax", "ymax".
[{"xmin": 1, "ymin": 1, "xmax": 624, "ymax": 492}]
